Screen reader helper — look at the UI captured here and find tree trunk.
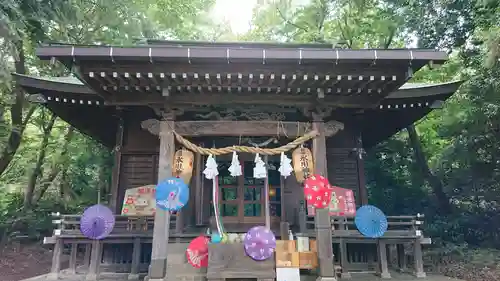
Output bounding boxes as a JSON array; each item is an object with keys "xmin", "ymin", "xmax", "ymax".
[
  {"xmin": 24, "ymin": 114, "xmax": 57, "ymax": 209},
  {"xmin": 32, "ymin": 126, "xmax": 75, "ymax": 203},
  {"xmin": 407, "ymin": 124, "xmax": 452, "ymax": 213},
  {"xmin": 59, "ymin": 169, "xmax": 73, "ymax": 204},
  {"xmin": 0, "ymin": 40, "xmax": 36, "ymax": 175},
  {"xmin": 97, "ymin": 162, "xmax": 108, "ymax": 203}
]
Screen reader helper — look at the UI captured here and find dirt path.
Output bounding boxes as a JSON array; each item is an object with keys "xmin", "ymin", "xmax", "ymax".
[{"xmin": 0, "ymin": 244, "xmax": 53, "ymax": 281}]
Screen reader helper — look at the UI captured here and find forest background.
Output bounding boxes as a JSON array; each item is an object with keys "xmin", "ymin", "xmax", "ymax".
[{"xmin": 0, "ymin": 0, "xmax": 498, "ymax": 280}]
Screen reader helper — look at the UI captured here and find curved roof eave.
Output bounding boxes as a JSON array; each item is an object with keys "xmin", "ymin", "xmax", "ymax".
[
  {"xmin": 387, "ymin": 80, "xmax": 463, "ymax": 99},
  {"xmin": 12, "ymin": 73, "xmax": 463, "ymax": 101},
  {"xmin": 12, "ymin": 73, "xmax": 92, "ymax": 94}
]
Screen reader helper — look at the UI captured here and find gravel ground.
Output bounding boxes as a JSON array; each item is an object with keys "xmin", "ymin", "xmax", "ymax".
[{"xmin": 0, "ymin": 244, "xmax": 53, "ymax": 281}]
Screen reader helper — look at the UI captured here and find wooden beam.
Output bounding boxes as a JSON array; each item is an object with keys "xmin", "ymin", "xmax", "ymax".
[
  {"xmin": 104, "ymin": 92, "xmax": 380, "ymax": 108},
  {"xmin": 141, "ymin": 120, "xmax": 344, "ymax": 138}
]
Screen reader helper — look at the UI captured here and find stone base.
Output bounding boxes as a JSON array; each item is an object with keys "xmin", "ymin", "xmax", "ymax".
[
  {"xmin": 414, "ymin": 272, "xmax": 427, "ymax": 278},
  {"xmin": 85, "ymin": 273, "xmax": 98, "ymax": 281},
  {"xmin": 378, "ymin": 272, "xmax": 392, "ymax": 279},
  {"xmin": 340, "ymin": 272, "xmax": 352, "ymax": 279},
  {"xmin": 316, "ymin": 277, "xmax": 337, "ymax": 281},
  {"xmin": 45, "ymin": 273, "xmax": 59, "ymax": 280},
  {"xmin": 128, "ymin": 273, "xmax": 140, "ymax": 280}
]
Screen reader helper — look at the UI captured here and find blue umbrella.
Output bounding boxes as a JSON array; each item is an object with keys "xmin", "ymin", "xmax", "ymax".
[
  {"xmin": 156, "ymin": 177, "xmax": 189, "ymax": 211},
  {"xmin": 354, "ymin": 205, "xmax": 388, "ymax": 238}
]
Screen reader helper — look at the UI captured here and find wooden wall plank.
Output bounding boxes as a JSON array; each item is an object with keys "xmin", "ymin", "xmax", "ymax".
[
  {"xmin": 327, "ymin": 129, "xmax": 365, "ymax": 206},
  {"xmin": 117, "ymin": 154, "xmax": 157, "ymax": 212}
]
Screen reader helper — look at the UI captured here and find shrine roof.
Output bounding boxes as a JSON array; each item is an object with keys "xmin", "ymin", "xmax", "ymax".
[
  {"xmin": 12, "ymin": 73, "xmax": 461, "ymax": 148},
  {"xmin": 32, "ymin": 41, "xmax": 452, "ymax": 110},
  {"xmin": 37, "ymin": 42, "xmax": 447, "ymax": 65}
]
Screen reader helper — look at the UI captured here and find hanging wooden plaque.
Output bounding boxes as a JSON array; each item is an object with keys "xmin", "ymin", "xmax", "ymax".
[
  {"xmin": 329, "ymin": 186, "xmax": 356, "ymax": 217},
  {"xmin": 292, "ymin": 147, "xmax": 314, "ymax": 183},
  {"xmin": 121, "ymin": 185, "xmax": 156, "ymax": 216},
  {"xmin": 173, "ymin": 149, "xmax": 194, "ymax": 184},
  {"xmin": 307, "ymin": 186, "xmax": 357, "ymax": 217}
]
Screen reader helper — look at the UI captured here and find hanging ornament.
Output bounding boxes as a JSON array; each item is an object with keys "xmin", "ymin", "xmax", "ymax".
[
  {"xmin": 173, "ymin": 149, "xmax": 194, "ymax": 184},
  {"xmin": 292, "ymin": 147, "xmax": 314, "ymax": 183},
  {"xmin": 203, "ymin": 154, "xmax": 219, "ymax": 180},
  {"xmin": 204, "ymin": 154, "xmax": 224, "ymax": 236},
  {"xmin": 253, "ymin": 153, "xmax": 267, "ymax": 179},
  {"xmin": 278, "ymin": 152, "xmax": 293, "ymax": 178},
  {"xmin": 228, "ymin": 151, "xmax": 242, "ymax": 177},
  {"xmin": 211, "ymin": 232, "xmax": 222, "ymax": 244}
]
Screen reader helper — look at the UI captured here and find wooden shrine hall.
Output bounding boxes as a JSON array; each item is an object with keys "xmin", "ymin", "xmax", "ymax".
[{"xmin": 14, "ymin": 41, "xmax": 461, "ymax": 281}]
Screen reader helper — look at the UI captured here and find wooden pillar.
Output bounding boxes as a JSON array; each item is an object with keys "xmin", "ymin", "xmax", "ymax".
[
  {"xmin": 110, "ymin": 110, "xmax": 124, "ymax": 213},
  {"xmin": 86, "ymin": 240, "xmax": 103, "ymax": 281},
  {"xmin": 194, "ymin": 151, "xmax": 204, "ymax": 225},
  {"xmin": 298, "ymin": 203, "xmax": 307, "ymax": 233},
  {"xmin": 175, "ymin": 210, "xmax": 184, "ymax": 233},
  {"xmin": 397, "ymin": 244, "xmax": 407, "ymax": 272},
  {"xmin": 148, "ymin": 115, "xmax": 176, "ymax": 281},
  {"xmin": 413, "ymin": 240, "xmax": 426, "ymax": 278},
  {"xmin": 355, "ymin": 134, "xmax": 368, "ymax": 205},
  {"xmin": 279, "ymin": 176, "xmax": 289, "ymax": 239},
  {"xmin": 264, "ymin": 155, "xmax": 271, "ymax": 229},
  {"xmin": 83, "ymin": 244, "xmax": 91, "ymax": 269},
  {"xmin": 69, "ymin": 243, "xmax": 78, "ymax": 274},
  {"xmin": 47, "ymin": 239, "xmax": 63, "ymax": 280},
  {"xmin": 338, "ymin": 239, "xmax": 351, "ymax": 279},
  {"xmin": 129, "ymin": 237, "xmax": 142, "ymax": 280},
  {"xmin": 312, "ymin": 115, "xmax": 336, "ymax": 281},
  {"xmin": 376, "ymin": 240, "xmax": 391, "ymax": 278}
]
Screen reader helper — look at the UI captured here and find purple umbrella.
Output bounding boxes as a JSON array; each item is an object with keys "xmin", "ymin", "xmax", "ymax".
[
  {"xmin": 80, "ymin": 204, "xmax": 115, "ymax": 240},
  {"xmin": 243, "ymin": 226, "xmax": 276, "ymax": 261}
]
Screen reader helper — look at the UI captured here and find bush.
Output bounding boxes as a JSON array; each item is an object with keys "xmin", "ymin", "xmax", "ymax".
[{"xmin": 0, "ymin": 189, "xmax": 94, "ymax": 245}]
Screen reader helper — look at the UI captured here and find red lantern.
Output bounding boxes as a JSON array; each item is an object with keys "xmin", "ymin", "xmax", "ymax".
[{"xmin": 304, "ymin": 174, "xmax": 332, "ymax": 209}]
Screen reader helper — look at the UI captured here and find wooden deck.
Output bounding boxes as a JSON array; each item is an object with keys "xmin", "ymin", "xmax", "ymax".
[{"xmin": 20, "ymin": 271, "xmax": 463, "ymax": 281}]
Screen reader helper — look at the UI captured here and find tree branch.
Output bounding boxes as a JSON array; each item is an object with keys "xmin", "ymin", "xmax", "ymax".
[
  {"xmin": 276, "ymin": 7, "xmax": 309, "ymax": 32},
  {"xmin": 24, "ymin": 113, "xmax": 57, "ymax": 209},
  {"xmin": 33, "ymin": 126, "xmax": 75, "ymax": 203},
  {"xmin": 407, "ymin": 124, "xmax": 453, "ymax": 214},
  {"xmin": 0, "ymin": 40, "xmax": 28, "ymax": 176}
]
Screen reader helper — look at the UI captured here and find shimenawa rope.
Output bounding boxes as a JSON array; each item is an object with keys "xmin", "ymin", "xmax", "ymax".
[{"xmin": 173, "ymin": 130, "xmax": 318, "ymax": 155}]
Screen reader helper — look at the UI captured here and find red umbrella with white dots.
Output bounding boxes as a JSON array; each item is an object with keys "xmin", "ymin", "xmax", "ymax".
[{"xmin": 303, "ymin": 174, "xmax": 332, "ymax": 209}]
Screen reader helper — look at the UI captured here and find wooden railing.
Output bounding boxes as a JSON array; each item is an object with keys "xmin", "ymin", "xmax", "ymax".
[
  {"xmin": 43, "ymin": 213, "xmax": 197, "ymax": 281},
  {"xmin": 43, "ymin": 211, "xmax": 431, "ymax": 280},
  {"xmin": 298, "ymin": 208, "xmax": 429, "ymax": 279}
]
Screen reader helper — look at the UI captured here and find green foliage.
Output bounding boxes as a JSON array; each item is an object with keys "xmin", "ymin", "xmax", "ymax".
[
  {"xmin": 0, "ymin": 0, "xmax": 498, "ymax": 257},
  {"xmin": 0, "ymin": 0, "xmax": 218, "ymax": 242},
  {"xmin": 245, "ymin": 0, "xmax": 500, "ymax": 249}
]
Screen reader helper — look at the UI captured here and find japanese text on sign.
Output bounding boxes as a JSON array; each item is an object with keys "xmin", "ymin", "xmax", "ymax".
[
  {"xmin": 300, "ymin": 152, "xmax": 309, "ymax": 173},
  {"xmin": 175, "ymin": 156, "xmax": 183, "ymax": 173}
]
